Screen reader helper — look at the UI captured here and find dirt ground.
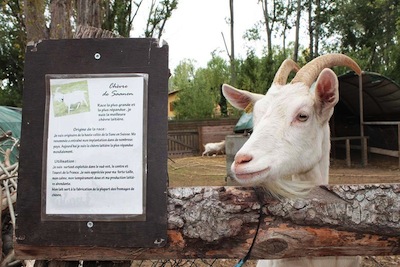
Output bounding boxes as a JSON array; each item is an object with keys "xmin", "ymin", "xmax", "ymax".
[
  {"xmin": 168, "ymin": 153, "xmax": 400, "ymax": 186},
  {"xmin": 167, "ymin": 154, "xmax": 400, "ymax": 267}
]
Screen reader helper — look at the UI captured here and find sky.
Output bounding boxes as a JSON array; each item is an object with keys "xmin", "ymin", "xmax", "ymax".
[{"xmin": 131, "ymin": 0, "xmax": 265, "ymax": 71}]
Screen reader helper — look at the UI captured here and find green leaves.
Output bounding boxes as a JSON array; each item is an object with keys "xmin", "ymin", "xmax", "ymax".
[
  {"xmin": 170, "ymin": 50, "xmax": 296, "ymax": 120},
  {"xmin": 171, "ymin": 55, "xmax": 229, "ymax": 120},
  {"xmin": 0, "ymin": 0, "xmax": 25, "ymax": 107}
]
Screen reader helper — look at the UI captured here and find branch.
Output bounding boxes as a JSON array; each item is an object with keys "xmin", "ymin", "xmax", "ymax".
[
  {"xmin": 15, "ymin": 185, "xmax": 400, "ymax": 260},
  {"xmin": 73, "ymin": 25, "xmax": 120, "ymax": 39},
  {"xmin": 221, "ymin": 32, "xmax": 231, "ymax": 59}
]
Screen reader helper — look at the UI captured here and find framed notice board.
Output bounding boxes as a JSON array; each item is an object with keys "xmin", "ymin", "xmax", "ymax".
[{"xmin": 15, "ymin": 39, "xmax": 168, "ymax": 248}]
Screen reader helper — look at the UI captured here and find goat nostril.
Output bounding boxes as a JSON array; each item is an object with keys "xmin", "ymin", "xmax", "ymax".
[{"xmin": 235, "ymin": 154, "xmax": 253, "ymax": 164}]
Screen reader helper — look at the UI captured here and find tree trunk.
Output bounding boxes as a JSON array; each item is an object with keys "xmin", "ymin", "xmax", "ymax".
[
  {"xmin": 314, "ymin": 0, "xmax": 320, "ymax": 57},
  {"xmin": 282, "ymin": 0, "xmax": 292, "ymax": 55},
  {"xmin": 229, "ymin": 0, "xmax": 236, "ymax": 85},
  {"xmin": 293, "ymin": 0, "xmax": 301, "ymax": 61},
  {"xmin": 76, "ymin": 0, "xmax": 103, "ymax": 28},
  {"xmin": 308, "ymin": 0, "xmax": 314, "ymax": 59},
  {"xmin": 24, "ymin": 0, "xmax": 48, "ymax": 42},
  {"xmin": 261, "ymin": 0, "xmax": 273, "ymax": 57},
  {"xmin": 15, "ymin": 185, "xmax": 400, "ymax": 260},
  {"xmin": 49, "ymin": 0, "xmax": 73, "ymax": 39}
]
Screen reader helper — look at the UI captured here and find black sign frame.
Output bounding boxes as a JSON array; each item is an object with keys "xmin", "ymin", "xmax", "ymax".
[{"xmin": 16, "ymin": 38, "xmax": 168, "ymax": 248}]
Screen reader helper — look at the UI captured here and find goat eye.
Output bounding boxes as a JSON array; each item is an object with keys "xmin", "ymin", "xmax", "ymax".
[{"xmin": 297, "ymin": 113, "xmax": 309, "ymax": 122}]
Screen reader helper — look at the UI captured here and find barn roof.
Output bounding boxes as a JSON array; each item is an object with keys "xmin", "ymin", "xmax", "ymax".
[
  {"xmin": 337, "ymin": 71, "xmax": 400, "ymax": 121},
  {"xmin": 233, "ymin": 71, "xmax": 400, "ymax": 133}
]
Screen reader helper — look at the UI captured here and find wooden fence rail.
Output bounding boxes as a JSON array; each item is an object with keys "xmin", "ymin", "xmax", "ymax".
[
  {"xmin": 167, "ymin": 120, "xmax": 237, "ymax": 157},
  {"xmin": 168, "ymin": 130, "xmax": 199, "ymax": 157},
  {"xmin": 15, "ymin": 184, "xmax": 400, "ymax": 261}
]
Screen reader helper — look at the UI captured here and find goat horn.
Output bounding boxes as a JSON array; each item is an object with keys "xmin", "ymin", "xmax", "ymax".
[
  {"xmin": 291, "ymin": 53, "xmax": 362, "ymax": 87},
  {"xmin": 273, "ymin": 59, "xmax": 300, "ymax": 85}
]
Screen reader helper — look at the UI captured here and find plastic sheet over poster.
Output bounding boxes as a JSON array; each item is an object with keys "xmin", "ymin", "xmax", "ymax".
[
  {"xmin": 16, "ymin": 38, "xmax": 168, "ymax": 249},
  {"xmin": 43, "ymin": 74, "xmax": 147, "ymax": 221}
]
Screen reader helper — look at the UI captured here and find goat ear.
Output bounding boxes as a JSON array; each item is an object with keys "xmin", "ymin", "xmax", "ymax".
[
  {"xmin": 222, "ymin": 84, "xmax": 263, "ymax": 110},
  {"xmin": 314, "ymin": 68, "xmax": 339, "ymax": 123}
]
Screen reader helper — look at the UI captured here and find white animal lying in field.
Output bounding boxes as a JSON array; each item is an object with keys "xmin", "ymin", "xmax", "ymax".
[
  {"xmin": 202, "ymin": 140, "xmax": 225, "ymax": 156},
  {"xmin": 54, "ymin": 87, "xmax": 88, "ymax": 114},
  {"xmin": 222, "ymin": 54, "xmax": 362, "ymax": 267}
]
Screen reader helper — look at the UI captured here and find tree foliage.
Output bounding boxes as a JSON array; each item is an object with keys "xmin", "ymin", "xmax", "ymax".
[
  {"xmin": 170, "ymin": 48, "xmax": 303, "ymax": 119},
  {"xmin": 171, "ymin": 54, "xmax": 230, "ymax": 119},
  {"xmin": 329, "ymin": 0, "xmax": 400, "ymax": 75},
  {"xmin": 0, "ymin": 0, "xmax": 178, "ymax": 107},
  {"xmin": 102, "ymin": 0, "xmax": 141, "ymax": 37},
  {"xmin": 2, "ymin": 0, "xmax": 400, "ymax": 114},
  {"xmin": 169, "ymin": 59, "xmax": 196, "ymax": 92},
  {"xmin": 0, "ymin": 1, "xmax": 25, "ymax": 106},
  {"xmin": 144, "ymin": 0, "xmax": 178, "ymax": 39},
  {"xmin": 235, "ymin": 49, "xmax": 293, "ymax": 94}
]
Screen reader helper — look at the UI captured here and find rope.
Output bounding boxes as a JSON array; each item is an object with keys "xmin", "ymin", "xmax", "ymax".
[{"xmin": 235, "ymin": 187, "xmax": 264, "ymax": 267}]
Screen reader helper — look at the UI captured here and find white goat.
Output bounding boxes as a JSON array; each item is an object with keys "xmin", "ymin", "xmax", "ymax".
[
  {"xmin": 53, "ymin": 87, "xmax": 88, "ymax": 114},
  {"xmin": 222, "ymin": 54, "xmax": 362, "ymax": 267},
  {"xmin": 202, "ymin": 140, "xmax": 225, "ymax": 156}
]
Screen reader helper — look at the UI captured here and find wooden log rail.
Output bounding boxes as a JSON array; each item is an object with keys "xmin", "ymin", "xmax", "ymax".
[{"xmin": 15, "ymin": 185, "xmax": 400, "ymax": 261}]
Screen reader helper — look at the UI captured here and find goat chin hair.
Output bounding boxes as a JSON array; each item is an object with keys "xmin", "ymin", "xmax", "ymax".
[{"xmin": 261, "ymin": 178, "xmax": 315, "ymax": 199}]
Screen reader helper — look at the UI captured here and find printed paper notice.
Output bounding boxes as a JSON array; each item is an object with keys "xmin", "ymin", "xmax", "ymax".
[{"xmin": 45, "ymin": 74, "xmax": 146, "ymax": 216}]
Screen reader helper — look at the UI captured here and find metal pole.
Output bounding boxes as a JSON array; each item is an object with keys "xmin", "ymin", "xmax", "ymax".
[
  {"xmin": 359, "ymin": 72, "xmax": 367, "ymax": 166},
  {"xmin": 346, "ymin": 139, "xmax": 351, "ymax": 167}
]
